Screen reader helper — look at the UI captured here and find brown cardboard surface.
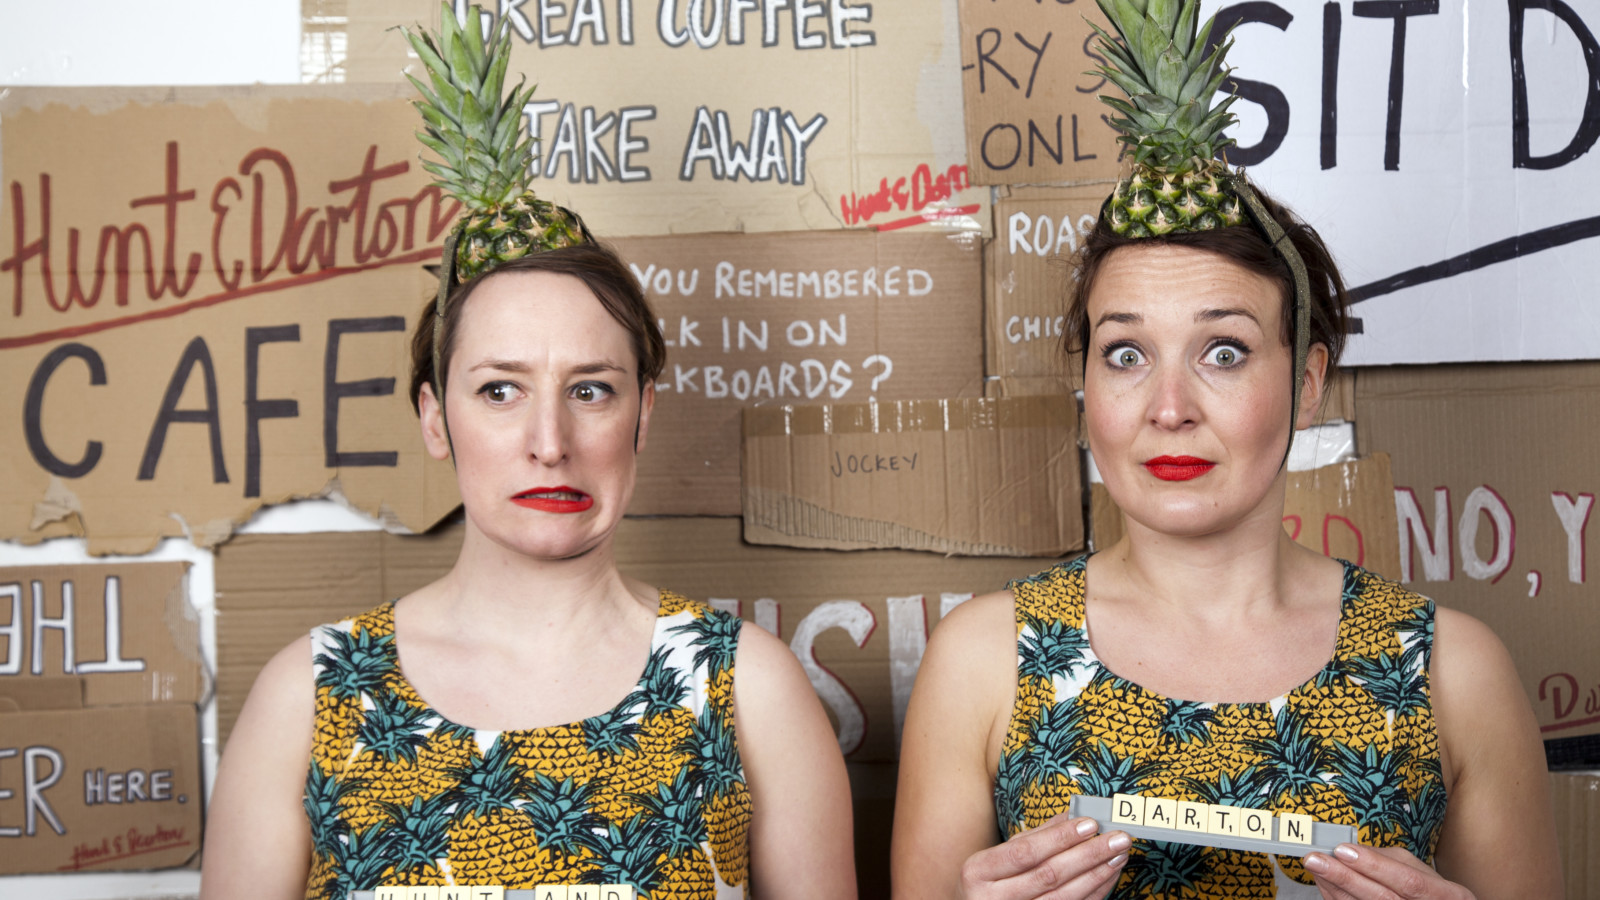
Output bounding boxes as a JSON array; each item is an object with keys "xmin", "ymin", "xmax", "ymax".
[
  {"xmin": 214, "ymin": 518, "xmax": 1065, "ymax": 763},
  {"xmin": 1089, "ymin": 454, "xmax": 1401, "ymax": 582},
  {"xmin": 1551, "ymin": 773, "xmax": 1600, "ymax": 899},
  {"xmin": 339, "ymin": 2, "xmax": 988, "ymax": 235},
  {"xmin": 0, "ymin": 703, "xmax": 201, "ymax": 875},
  {"xmin": 742, "ymin": 395, "xmax": 1081, "ymax": 555},
  {"xmin": 0, "ymin": 562, "xmax": 202, "ymax": 706},
  {"xmin": 0, "ymin": 85, "xmax": 462, "ymax": 554},
  {"xmin": 1357, "ymin": 362, "xmax": 1600, "ymax": 744},
  {"xmin": 611, "ymin": 230, "xmax": 986, "ymax": 515},
  {"xmin": 987, "ymin": 185, "xmax": 1104, "ymax": 380},
  {"xmin": 957, "ymin": 0, "xmax": 1123, "ymax": 185}
]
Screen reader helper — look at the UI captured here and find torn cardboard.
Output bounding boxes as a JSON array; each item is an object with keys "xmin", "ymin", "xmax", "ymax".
[
  {"xmin": 1357, "ymin": 362, "xmax": 1600, "ymax": 752},
  {"xmin": 1089, "ymin": 454, "xmax": 1401, "ymax": 582},
  {"xmin": 610, "ymin": 230, "xmax": 987, "ymax": 515},
  {"xmin": 956, "ymin": 0, "xmax": 1123, "ymax": 185},
  {"xmin": 0, "ymin": 562, "xmax": 202, "ymax": 706},
  {"xmin": 0, "ymin": 561, "xmax": 203, "ymax": 875},
  {"xmin": 0, "ymin": 701, "xmax": 201, "ymax": 875},
  {"xmin": 742, "ymin": 395, "xmax": 1081, "ymax": 555},
  {"xmin": 1551, "ymin": 773, "xmax": 1600, "ymax": 899},
  {"xmin": 214, "ymin": 518, "xmax": 1066, "ymax": 763},
  {"xmin": 986, "ymin": 185, "xmax": 1105, "ymax": 381},
  {"xmin": 0, "ymin": 86, "xmax": 463, "ymax": 554}
]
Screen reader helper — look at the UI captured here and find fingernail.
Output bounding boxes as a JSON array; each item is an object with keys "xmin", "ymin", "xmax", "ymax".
[
  {"xmin": 1075, "ymin": 818, "xmax": 1099, "ymax": 836},
  {"xmin": 1304, "ymin": 853, "xmax": 1330, "ymax": 874},
  {"xmin": 1334, "ymin": 844, "xmax": 1359, "ymax": 863},
  {"xmin": 1109, "ymin": 852, "xmax": 1129, "ymax": 868},
  {"xmin": 1107, "ymin": 831, "xmax": 1132, "ymax": 852}
]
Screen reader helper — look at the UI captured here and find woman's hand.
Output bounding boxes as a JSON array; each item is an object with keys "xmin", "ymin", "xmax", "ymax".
[
  {"xmin": 1306, "ymin": 844, "xmax": 1475, "ymax": 900},
  {"xmin": 958, "ymin": 815, "xmax": 1129, "ymax": 900}
]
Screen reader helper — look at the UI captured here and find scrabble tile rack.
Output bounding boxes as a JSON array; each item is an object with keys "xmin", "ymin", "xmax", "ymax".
[{"xmin": 1069, "ymin": 794, "xmax": 1358, "ymax": 858}]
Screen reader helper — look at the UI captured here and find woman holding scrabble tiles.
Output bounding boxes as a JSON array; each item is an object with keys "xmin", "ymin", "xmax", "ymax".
[
  {"xmin": 892, "ymin": 3, "xmax": 1559, "ymax": 898},
  {"xmin": 202, "ymin": 240, "xmax": 855, "ymax": 900}
]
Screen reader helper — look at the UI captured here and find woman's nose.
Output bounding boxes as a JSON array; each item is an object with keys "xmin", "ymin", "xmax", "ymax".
[
  {"xmin": 1147, "ymin": 362, "xmax": 1200, "ymax": 430},
  {"xmin": 525, "ymin": 395, "xmax": 571, "ymax": 464}
]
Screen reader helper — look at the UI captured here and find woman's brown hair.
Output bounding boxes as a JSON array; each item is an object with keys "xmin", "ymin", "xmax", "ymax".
[
  {"xmin": 1063, "ymin": 186, "xmax": 1352, "ymax": 376},
  {"xmin": 408, "ymin": 242, "xmax": 667, "ymax": 413}
]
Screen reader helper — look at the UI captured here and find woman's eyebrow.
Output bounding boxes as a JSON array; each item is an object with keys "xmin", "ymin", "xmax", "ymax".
[
  {"xmin": 1094, "ymin": 311, "xmax": 1143, "ymax": 327},
  {"xmin": 1195, "ymin": 307, "xmax": 1260, "ymax": 325}
]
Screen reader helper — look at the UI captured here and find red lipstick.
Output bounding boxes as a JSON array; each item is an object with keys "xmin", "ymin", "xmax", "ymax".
[
  {"xmin": 1144, "ymin": 456, "xmax": 1215, "ymax": 481},
  {"xmin": 512, "ymin": 486, "xmax": 594, "ymax": 513}
]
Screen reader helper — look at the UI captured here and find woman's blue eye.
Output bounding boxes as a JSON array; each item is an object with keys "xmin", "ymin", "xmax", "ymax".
[{"xmin": 1205, "ymin": 344, "xmax": 1246, "ymax": 366}]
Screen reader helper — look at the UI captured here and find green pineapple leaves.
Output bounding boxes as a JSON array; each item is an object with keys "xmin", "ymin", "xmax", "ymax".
[
  {"xmin": 1089, "ymin": 0, "xmax": 1238, "ymax": 175},
  {"xmin": 401, "ymin": 3, "xmax": 539, "ymax": 210}
]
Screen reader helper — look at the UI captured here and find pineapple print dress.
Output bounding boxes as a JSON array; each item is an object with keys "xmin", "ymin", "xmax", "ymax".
[
  {"xmin": 994, "ymin": 557, "xmax": 1446, "ymax": 898},
  {"xmin": 303, "ymin": 591, "xmax": 751, "ymax": 900}
]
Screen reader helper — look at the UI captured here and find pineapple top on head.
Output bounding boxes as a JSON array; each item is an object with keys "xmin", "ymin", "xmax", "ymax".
[
  {"xmin": 1090, "ymin": 0, "xmax": 1243, "ymax": 237},
  {"xmin": 401, "ymin": 2, "xmax": 589, "ymax": 284}
]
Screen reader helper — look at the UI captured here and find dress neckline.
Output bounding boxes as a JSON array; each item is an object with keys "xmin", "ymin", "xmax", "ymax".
[{"xmin": 1070, "ymin": 555, "xmax": 1357, "ymax": 710}]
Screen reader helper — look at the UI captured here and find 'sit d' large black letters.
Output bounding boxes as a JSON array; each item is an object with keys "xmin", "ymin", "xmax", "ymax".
[
  {"xmin": 1352, "ymin": 1, "xmax": 1441, "ymax": 171},
  {"xmin": 1210, "ymin": 3, "xmax": 1293, "ymax": 166},
  {"xmin": 24, "ymin": 343, "xmax": 106, "ymax": 478},
  {"xmin": 325, "ymin": 317, "xmax": 404, "ymax": 469},
  {"xmin": 245, "ymin": 325, "xmax": 301, "ymax": 499},
  {"xmin": 139, "ymin": 337, "xmax": 228, "ymax": 484},
  {"xmin": 1511, "ymin": 0, "xmax": 1600, "ymax": 169}
]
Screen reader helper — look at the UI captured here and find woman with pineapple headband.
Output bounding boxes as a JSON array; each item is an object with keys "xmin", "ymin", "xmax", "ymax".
[
  {"xmin": 199, "ymin": 7, "xmax": 855, "ymax": 900},
  {"xmin": 892, "ymin": 1, "xmax": 1559, "ymax": 898}
]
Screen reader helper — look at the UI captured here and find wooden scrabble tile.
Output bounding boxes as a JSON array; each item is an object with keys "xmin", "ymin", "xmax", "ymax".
[
  {"xmin": 1144, "ymin": 797, "xmax": 1177, "ymax": 829},
  {"xmin": 444, "ymin": 888, "xmax": 505, "ymax": 900},
  {"xmin": 1239, "ymin": 807, "xmax": 1272, "ymax": 840},
  {"xmin": 1111, "ymin": 792, "xmax": 1146, "ymax": 825},
  {"xmin": 598, "ymin": 886, "xmax": 635, "ymax": 900},
  {"xmin": 569, "ymin": 887, "xmax": 600, "ymax": 900},
  {"xmin": 535, "ymin": 887, "xmax": 570, "ymax": 900},
  {"xmin": 1176, "ymin": 800, "xmax": 1208, "ymax": 832},
  {"xmin": 1279, "ymin": 812, "xmax": 1314, "ymax": 845},
  {"xmin": 375, "ymin": 889, "xmax": 404, "ymax": 900},
  {"xmin": 403, "ymin": 889, "xmax": 440, "ymax": 900},
  {"xmin": 1206, "ymin": 804, "xmax": 1240, "ymax": 836}
]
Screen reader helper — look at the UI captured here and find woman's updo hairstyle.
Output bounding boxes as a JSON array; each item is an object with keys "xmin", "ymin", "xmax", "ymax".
[
  {"xmin": 1063, "ymin": 185, "xmax": 1352, "ymax": 377},
  {"xmin": 408, "ymin": 242, "xmax": 666, "ymax": 414}
]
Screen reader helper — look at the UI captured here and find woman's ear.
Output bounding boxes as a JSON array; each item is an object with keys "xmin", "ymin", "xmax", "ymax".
[
  {"xmin": 1295, "ymin": 342, "xmax": 1332, "ymax": 431},
  {"xmin": 419, "ymin": 382, "xmax": 452, "ymax": 461},
  {"xmin": 633, "ymin": 379, "xmax": 657, "ymax": 454}
]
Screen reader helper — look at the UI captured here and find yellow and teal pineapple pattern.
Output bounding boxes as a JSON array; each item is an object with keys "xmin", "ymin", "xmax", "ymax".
[
  {"xmin": 994, "ymin": 557, "xmax": 1446, "ymax": 898},
  {"xmin": 303, "ymin": 593, "xmax": 750, "ymax": 900}
]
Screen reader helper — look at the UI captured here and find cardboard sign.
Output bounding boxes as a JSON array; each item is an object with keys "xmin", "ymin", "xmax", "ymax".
[
  {"xmin": 1551, "ymin": 773, "xmax": 1600, "ymax": 899},
  {"xmin": 1356, "ymin": 362, "xmax": 1600, "ymax": 747},
  {"xmin": 0, "ymin": 702, "xmax": 202, "ymax": 875},
  {"xmin": 213, "ymin": 519, "xmax": 1066, "ymax": 763},
  {"xmin": 1090, "ymin": 453, "xmax": 1401, "ymax": 582},
  {"xmin": 0, "ymin": 86, "xmax": 463, "ymax": 554},
  {"xmin": 986, "ymin": 184, "xmax": 1106, "ymax": 380},
  {"xmin": 956, "ymin": 0, "xmax": 1123, "ymax": 185},
  {"xmin": 0, "ymin": 562, "xmax": 202, "ymax": 706},
  {"xmin": 611, "ymin": 230, "xmax": 986, "ymax": 515},
  {"xmin": 339, "ymin": 0, "xmax": 989, "ymax": 235},
  {"xmin": 742, "ymin": 395, "xmax": 1082, "ymax": 555}
]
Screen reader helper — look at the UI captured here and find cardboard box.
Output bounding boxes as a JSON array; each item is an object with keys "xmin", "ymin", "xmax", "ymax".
[
  {"xmin": 0, "ymin": 561, "xmax": 203, "ymax": 875},
  {"xmin": 956, "ymin": 0, "xmax": 1123, "ymax": 185},
  {"xmin": 986, "ymin": 185, "xmax": 1106, "ymax": 381},
  {"xmin": 1551, "ymin": 773, "xmax": 1600, "ymax": 899},
  {"xmin": 742, "ymin": 395, "xmax": 1081, "ymax": 555},
  {"xmin": 610, "ymin": 230, "xmax": 987, "ymax": 515},
  {"xmin": 1089, "ymin": 454, "xmax": 1401, "ymax": 582},
  {"xmin": 214, "ymin": 519, "xmax": 1066, "ymax": 763},
  {"xmin": 0, "ymin": 86, "xmax": 462, "ymax": 554},
  {"xmin": 1356, "ymin": 362, "xmax": 1600, "ymax": 755}
]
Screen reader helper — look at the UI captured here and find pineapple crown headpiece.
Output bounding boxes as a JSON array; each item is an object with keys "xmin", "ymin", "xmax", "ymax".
[
  {"xmin": 400, "ymin": 4, "xmax": 593, "ymax": 421},
  {"xmin": 1091, "ymin": 0, "xmax": 1314, "ymax": 452}
]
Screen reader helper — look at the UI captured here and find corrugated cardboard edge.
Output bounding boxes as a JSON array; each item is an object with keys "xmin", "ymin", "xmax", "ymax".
[
  {"xmin": 743, "ymin": 487, "xmax": 1035, "ymax": 556},
  {"xmin": 1551, "ymin": 772, "xmax": 1600, "ymax": 898}
]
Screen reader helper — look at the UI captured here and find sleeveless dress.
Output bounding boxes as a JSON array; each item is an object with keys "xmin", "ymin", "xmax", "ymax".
[
  {"xmin": 302, "ymin": 591, "xmax": 751, "ymax": 900},
  {"xmin": 993, "ymin": 557, "xmax": 1446, "ymax": 898}
]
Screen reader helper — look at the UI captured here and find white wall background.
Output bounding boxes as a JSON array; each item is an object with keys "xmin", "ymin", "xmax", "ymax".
[{"xmin": 0, "ymin": 3, "xmax": 312, "ymax": 897}]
